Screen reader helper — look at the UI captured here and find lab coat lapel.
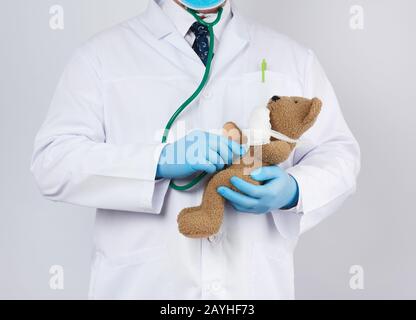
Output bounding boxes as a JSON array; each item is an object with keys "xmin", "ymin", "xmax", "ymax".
[
  {"xmin": 137, "ymin": 0, "xmax": 205, "ymax": 78},
  {"xmin": 211, "ymin": 9, "xmax": 250, "ymax": 80},
  {"xmin": 164, "ymin": 33, "xmax": 205, "ymax": 68}
]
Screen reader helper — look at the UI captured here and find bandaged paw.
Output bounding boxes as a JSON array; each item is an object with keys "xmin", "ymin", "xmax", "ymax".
[{"xmin": 247, "ymin": 107, "xmax": 301, "ymax": 146}]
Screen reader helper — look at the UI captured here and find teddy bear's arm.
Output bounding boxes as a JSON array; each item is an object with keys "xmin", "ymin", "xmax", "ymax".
[{"xmin": 260, "ymin": 140, "xmax": 295, "ymax": 165}]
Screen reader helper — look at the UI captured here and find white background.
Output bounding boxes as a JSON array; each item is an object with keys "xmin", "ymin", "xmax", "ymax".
[{"xmin": 1, "ymin": 0, "xmax": 415, "ymax": 299}]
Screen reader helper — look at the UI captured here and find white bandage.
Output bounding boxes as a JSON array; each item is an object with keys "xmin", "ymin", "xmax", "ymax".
[{"xmin": 246, "ymin": 107, "xmax": 301, "ymax": 146}]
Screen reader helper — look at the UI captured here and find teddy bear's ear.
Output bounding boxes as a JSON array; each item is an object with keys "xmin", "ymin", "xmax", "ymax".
[{"xmin": 302, "ymin": 98, "xmax": 322, "ymax": 131}]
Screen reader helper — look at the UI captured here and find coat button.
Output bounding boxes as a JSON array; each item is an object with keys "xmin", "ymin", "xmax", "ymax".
[
  {"xmin": 208, "ymin": 235, "xmax": 217, "ymax": 243},
  {"xmin": 211, "ymin": 281, "xmax": 222, "ymax": 292},
  {"xmin": 208, "ymin": 233, "xmax": 223, "ymax": 244},
  {"xmin": 202, "ymin": 89, "xmax": 213, "ymax": 100}
]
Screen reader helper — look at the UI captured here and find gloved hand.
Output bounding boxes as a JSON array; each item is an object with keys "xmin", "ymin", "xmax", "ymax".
[
  {"xmin": 217, "ymin": 166, "xmax": 299, "ymax": 213},
  {"xmin": 157, "ymin": 130, "xmax": 246, "ymax": 179}
]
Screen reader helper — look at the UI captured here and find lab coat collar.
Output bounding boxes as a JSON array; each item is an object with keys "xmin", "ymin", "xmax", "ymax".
[
  {"xmin": 160, "ymin": 0, "xmax": 196, "ymax": 39},
  {"xmin": 137, "ymin": 0, "xmax": 250, "ymax": 78},
  {"xmin": 140, "ymin": 0, "xmax": 178, "ymax": 40},
  {"xmin": 160, "ymin": 0, "xmax": 232, "ymax": 41},
  {"xmin": 140, "ymin": 0, "xmax": 204, "ymax": 70}
]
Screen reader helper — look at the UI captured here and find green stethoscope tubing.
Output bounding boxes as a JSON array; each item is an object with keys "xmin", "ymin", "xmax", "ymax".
[{"xmin": 162, "ymin": 7, "xmax": 224, "ymax": 191}]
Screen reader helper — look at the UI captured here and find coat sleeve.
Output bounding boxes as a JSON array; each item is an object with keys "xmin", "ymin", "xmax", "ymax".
[
  {"xmin": 30, "ymin": 47, "xmax": 170, "ymax": 213},
  {"xmin": 272, "ymin": 50, "xmax": 361, "ymax": 239}
]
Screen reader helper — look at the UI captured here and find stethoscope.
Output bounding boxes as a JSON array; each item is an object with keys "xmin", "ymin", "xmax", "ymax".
[{"xmin": 161, "ymin": 7, "xmax": 224, "ymax": 191}]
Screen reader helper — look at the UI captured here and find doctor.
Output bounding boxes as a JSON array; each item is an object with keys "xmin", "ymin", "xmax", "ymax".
[{"xmin": 31, "ymin": 0, "xmax": 360, "ymax": 299}]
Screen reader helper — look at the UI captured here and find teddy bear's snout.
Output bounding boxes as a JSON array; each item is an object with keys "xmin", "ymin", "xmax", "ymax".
[{"xmin": 271, "ymin": 96, "xmax": 280, "ymax": 102}]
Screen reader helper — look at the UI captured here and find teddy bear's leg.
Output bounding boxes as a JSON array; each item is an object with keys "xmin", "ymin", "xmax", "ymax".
[{"xmin": 178, "ymin": 166, "xmax": 250, "ymax": 239}]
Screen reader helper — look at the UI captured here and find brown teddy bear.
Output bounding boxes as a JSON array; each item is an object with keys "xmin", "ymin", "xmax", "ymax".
[{"xmin": 177, "ymin": 96, "xmax": 322, "ymax": 238}]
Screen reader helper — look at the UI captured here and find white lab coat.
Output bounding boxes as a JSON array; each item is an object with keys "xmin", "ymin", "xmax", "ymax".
[{"xmin": 31, "ymin": 0, "xmax": 360, "ymax": 300}]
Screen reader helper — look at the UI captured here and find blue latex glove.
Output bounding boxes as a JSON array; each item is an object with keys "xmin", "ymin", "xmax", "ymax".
[
  {"xmin": 157, "ymin": 130, "xmax": 245, "ymax": 179},
  {"xmin": 217, "ymin": 166, "xmax": 299, "ymax": 213}
]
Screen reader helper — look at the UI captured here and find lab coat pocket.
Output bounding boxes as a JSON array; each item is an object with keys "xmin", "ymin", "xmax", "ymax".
[
  {"xmin": 250, "ymin": 242, "xmax": 295, "ymax": 300},
  {"xmin": 90, "ymin": 246, "xmax": 172, "ymax": 300},
  {"xmin": 242, "ymin": 71, "xmax": 303, "ymax": 112}
]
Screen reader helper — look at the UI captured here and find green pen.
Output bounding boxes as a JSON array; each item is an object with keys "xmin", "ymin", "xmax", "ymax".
[{"xmin": 261, "ymin": 58, "xmax": 267, "ymax": 83}]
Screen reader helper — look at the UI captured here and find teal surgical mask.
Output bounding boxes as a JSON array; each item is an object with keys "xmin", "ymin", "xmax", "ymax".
[{"xmin": 177, "ymin": 0, "xmax": 226, "ymax": 11}]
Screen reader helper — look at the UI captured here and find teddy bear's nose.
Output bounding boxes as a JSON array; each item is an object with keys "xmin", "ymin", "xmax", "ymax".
[{"xmin": 271, "ymin": 96, "xmax": 280, "ymax": 102}]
